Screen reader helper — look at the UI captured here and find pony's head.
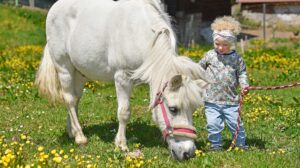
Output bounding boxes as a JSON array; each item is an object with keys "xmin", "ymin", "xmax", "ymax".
[{"xmin": 151, "ymin": 75, "xmax": 208, "ymax": 160}]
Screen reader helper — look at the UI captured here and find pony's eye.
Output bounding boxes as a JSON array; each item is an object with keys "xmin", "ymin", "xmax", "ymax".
[{"xmin": 168, "ymin": 107, "xmax": 178, "ymax": 114}]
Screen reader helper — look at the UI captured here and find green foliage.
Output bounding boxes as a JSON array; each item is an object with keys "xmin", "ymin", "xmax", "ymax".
[
  {"xmin": 0, "ymin": 5, "xmax": 299, "ymax": 168},
  {"xmin": 0, "ymin": 4, "xmax": 46, "ymax": 50}
]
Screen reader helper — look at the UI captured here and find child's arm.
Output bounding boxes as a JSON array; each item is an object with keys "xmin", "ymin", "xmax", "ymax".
[
  {"xmin": 198, "ymin": 53, "xmax": 209, "ymax": 70},
  {"xmin": 238, "ymin": 56, "xmax": 249, "ymax": 89},
  {"xmin": 238, "ymin": 57, "xmax": 249, "ymax": 95}
]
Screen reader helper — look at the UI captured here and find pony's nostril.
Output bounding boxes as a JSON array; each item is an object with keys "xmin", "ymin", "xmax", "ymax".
[
  {"xmin": 183, "ymin": 152, "xmax": 190, "ymax": 160},
  {"xmin": 171, "ymin": 149, "xmax": 179, "ymax": 160},
  {"xmin": 172, "ymin": 149, "xmax": 176, "ymax": 156}
]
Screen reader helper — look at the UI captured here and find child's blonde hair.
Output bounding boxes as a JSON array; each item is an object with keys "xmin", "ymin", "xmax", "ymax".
[{"xmin": 211, "ymin": 16, "xmax": 241, "ymax": 36}]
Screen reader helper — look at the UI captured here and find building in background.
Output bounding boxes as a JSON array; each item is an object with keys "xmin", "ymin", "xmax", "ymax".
[
  {"xmin": 1, "ymin": 0, "xmax": 56, "ymax": 8},
  {"xmin": 164, "ymin": 0, "xmax": 231, "ymax": 45},
  {"xmin": 237, "ymin": 0, "xmax": 300, "ymax": 38},
  {"xmin": 2, "ymin": 0, "xmax": 232, "ymax": 45}
]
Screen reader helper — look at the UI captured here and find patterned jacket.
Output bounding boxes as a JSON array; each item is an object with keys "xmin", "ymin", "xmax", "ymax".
[{"xmin": 199, "ymin": 49, "xmax": 249, "ymax": 105}]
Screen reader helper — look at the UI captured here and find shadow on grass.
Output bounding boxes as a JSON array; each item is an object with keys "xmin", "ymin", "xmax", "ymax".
[
  {"xmin": 195, "ymin": 139, "xmax": 206, "ymax": 149},
  {"xmin": 57, "ymin": 120, "xmax": 214, "ymax": 150},
  {"xmin": 58, "ymin": 121, "xmax": 165, "ymax": 148},
  {"xmin": 223, "ymin": 137, "xmax": 266, "ymax": 149}
]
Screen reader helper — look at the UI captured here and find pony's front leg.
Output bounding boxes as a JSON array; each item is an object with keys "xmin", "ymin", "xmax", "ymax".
[{"xmin": 114, "ymin": 71, "xmax": 133, "ymax": 151}]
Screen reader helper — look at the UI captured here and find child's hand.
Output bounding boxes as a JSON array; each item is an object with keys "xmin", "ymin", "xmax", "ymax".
[{"xmin": 241, "ymin": 87, "xmax": 249, "ymax": 96}]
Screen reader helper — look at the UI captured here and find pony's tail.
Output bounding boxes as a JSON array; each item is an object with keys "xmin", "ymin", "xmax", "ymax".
[{"xmin": 35, "ymin": 44, "xmax": 63, "ymax": 103}]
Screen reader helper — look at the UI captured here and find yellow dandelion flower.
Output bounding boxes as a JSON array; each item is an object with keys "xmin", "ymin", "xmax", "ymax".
[
  {"xmin": 64, "ymin": 165, "xmax": 71, "ymax": 168},
  {"xmin": 53, "ymin": 156, "xmax": 62, "ymax": 163},
  {"xmin": 134, "ymin": 143, "xmax": 141, "ymax": 148},
  {"xmin": 51, "ymin": 149, "xmax": 57, "ymax": 155},
  {"xmin": 5, "ymin": 149, "xmax": 12, "ymax": 154},
  {"xmin": 20, "ymin": 134, "xmax": 27, "ymax": 140},
  {"xmin": 126, "ymin": 156, "xmax": 132, "ymax": 162},
  {"xmin": 38, "ymin": 146, "xmax": 44, "ymax": 152},
  {"xmin": 10, "ymin": 141, "xmax": 18, "ymax": 146},
  {"xmin": 195, "ymin": 149, "xmax": 203, "ymax": 157}
]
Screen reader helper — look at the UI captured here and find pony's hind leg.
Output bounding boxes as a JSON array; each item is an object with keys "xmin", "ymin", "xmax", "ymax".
[
  {"xmin": 114, "ymin": 70, "xmax": 133, "ymax": 151},
  {"xmin": 66, "ymin": 71, "xmax": 87, "ymax": 141},
  {"xmin": 58, "ymin": 66, "xmax": 88, "ymax": 145}
]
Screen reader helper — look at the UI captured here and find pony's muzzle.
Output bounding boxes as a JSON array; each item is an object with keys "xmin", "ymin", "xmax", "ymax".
[{"xmin": 168, "ymin": 137, "xmax": 196, "ymax": 161}]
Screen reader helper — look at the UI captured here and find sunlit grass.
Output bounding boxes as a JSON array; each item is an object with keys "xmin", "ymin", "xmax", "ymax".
[{"xmin": 0, "ymin": 4, "xmax": 299, "ymax": 168}]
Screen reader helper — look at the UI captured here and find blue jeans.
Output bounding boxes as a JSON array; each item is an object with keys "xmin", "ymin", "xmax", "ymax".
[{"xmin": 204, "ymin": 102, "xmax": 246, "ymax": 147}]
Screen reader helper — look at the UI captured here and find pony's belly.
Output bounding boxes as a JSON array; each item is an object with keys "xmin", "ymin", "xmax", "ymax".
[{"xmin": 73, "ymin": 60, "xmax": 115, "ymax": 81}]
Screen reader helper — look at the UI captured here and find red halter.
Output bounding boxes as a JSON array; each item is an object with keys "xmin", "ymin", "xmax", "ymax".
[{"xmin": 152, "ymin": 83, "xmax": 197, "ymax": 141}]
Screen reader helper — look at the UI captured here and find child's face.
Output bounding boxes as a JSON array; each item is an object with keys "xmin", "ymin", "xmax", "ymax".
[{"xmin": 213, "ymin": 38, "xmax": 232, "ymax": 55}]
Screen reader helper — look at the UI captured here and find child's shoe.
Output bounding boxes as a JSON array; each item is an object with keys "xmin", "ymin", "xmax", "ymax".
[
  {"xmin": 237, "ymin": 145, "xmax": 249, "ymax": 150},
  {"xmin": 209, "ymin": 145, "xmax": 222, "ymax": 151}
]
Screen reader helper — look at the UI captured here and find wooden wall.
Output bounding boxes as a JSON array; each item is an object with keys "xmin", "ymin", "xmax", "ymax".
[
  {"xmin": 165, "ymin": 0, "xmax": 231, "ymax": 21},
  {"xmin": 164, "ymin": 0, "xmax": 231, "ymax": 45}
]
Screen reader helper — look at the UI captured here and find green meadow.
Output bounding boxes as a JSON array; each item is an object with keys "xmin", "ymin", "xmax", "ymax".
[{"xmin": 0, "ymin": 4, "xmax": 299, "ymax": 168}]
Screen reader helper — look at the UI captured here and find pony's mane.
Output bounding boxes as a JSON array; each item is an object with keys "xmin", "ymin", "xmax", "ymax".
[
  {"xmin": 131, "ymin": 0, "xmax": 207, "ymax": 104},
  {"xmin": 145, "ymin": 0, "xmax": 176, "ymax": 48},
  {"xmin": 131, "ymin": 31, "xmax": 176, "ymax": 94},
  {"xmin": 176, "ymin": 77, "xmax": 205, "ymax": 110}
]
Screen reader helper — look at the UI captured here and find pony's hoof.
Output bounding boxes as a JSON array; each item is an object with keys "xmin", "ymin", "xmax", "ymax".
[
  {"xmin": 120, "ymin": 145, "xmax": 129, "ymax": 152},
  {"xmin": 75, "ymin": 136, "xmax": 88, "ymax": 145},
  {"xmin": 115, "ymin": 141, "xmax": 129, "ymax": 151}
]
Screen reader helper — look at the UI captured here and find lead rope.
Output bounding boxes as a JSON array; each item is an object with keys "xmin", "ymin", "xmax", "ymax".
[{"xmin": 228, "ymin": 82, "xmax": 300, "ymax": 151}]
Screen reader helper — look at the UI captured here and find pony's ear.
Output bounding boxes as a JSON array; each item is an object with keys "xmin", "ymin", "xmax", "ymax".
[
  {"xmin": 169, "ymin": 75, "xmax": 182, "ymax": 91},
  {"xmin": 195, "ymin": 79, "xmax": 209, "ymax": 89}
]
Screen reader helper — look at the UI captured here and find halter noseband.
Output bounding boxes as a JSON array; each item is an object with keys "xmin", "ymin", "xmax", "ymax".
[{"xmin": 152, "ymin": 83, "xmax": 197, "ymax": 141}]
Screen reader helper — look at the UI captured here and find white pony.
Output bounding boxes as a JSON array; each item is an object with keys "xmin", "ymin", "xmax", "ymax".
[{"xmin": 35, "ymin": 0, "xmax": 210, "ymax": 160}]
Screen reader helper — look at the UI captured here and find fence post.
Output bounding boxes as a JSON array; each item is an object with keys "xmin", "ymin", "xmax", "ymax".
[
  {"xmin": 29, "ymin": 0, "xmax": 35, "ymax": 7},
  {"xmin": 262, "ymin": 3, "xmax": 266, "ymax": 41}
]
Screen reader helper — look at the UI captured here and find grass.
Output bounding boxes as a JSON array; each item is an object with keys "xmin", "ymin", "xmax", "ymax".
[
  {"xmin": 0, "ymin": 4, "xmax": 46, "ymax": 50},
  {"xmin": 0, "ymin": 4, "xmax": 299, "ymax": 168}
]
